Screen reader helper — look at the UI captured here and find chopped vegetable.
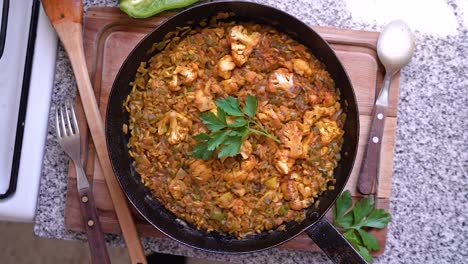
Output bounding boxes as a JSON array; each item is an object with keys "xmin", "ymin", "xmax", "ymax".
[
  {"xmin": 119, "ymin": 0, "xmax": 200, "ymax": 19},
  {"xmin": 333, "ymin": 190, "xmax": 392, "ymax": 262}
]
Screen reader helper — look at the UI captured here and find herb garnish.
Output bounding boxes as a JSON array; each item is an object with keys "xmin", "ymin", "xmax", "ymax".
[
  {"xmin": 193, "ymin": 95, "xmax": 279, "ymax": 160},
  {"xmin": 333, "ymin": 190, "xmax": 391, "ymax": 262}
]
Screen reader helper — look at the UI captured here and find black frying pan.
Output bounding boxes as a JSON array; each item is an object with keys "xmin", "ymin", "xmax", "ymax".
[{"xmin": 106, "ymin": 1, "xmax": 364, "ymax": 263}]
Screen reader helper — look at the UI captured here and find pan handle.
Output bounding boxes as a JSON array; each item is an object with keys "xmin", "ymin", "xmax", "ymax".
[{"xmin": 306, "ymin": 217, "xmax": 367, "ymax": 264}]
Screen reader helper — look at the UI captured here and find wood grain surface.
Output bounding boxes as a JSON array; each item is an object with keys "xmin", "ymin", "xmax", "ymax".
[{"xmin": 65, "ymin": 7, "xmax": 400, "ymax": 256}]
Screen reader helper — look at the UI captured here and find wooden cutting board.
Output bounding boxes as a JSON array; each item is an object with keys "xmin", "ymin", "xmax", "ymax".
[{"xmin": 64, "ymin": 7, "xmax": 399, "ymax": 256}]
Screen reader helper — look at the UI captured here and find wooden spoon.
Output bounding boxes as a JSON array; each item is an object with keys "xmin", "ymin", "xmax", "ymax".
[{"xmin": 41, "ymin": 1, "xmax": 147, "ymax": 263}]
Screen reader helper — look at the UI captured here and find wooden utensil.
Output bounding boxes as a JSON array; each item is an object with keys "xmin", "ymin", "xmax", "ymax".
[{"xmin": 41, "ymin": 1, "xmax": 147, "ymax": 263}]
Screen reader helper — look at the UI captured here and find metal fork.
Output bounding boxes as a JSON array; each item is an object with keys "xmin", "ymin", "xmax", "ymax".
[{"xmin": 56, "ymin": 101, "xmax": 111, "ymax": 264}]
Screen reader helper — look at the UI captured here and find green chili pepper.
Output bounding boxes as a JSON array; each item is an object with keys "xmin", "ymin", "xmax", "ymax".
[
  {"xmin": 119, "ymin": 0, "xmax": 200, "ymax": 19},
  {"xmin": 210, "ymin": 210, "xmax": 226, "ymax": 221}
]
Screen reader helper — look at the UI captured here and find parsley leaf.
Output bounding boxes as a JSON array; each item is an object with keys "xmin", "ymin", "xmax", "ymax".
[
  {"xmin": 243, "ymin": 94, "xmax": 257, "ymax": 117},
  {"xmin": 193, "ymin": 96, "xmax": 279, "ymax": 160},
  {"xmin": 352, "ymin": 197, "xmax": 374, "ymax": 225},
  {"xmin": 336, "ymin": 211, "xmax": 353, "ymax": 229},
  {"xmin": 217, "ymin": 108, "xmax": 227, "ymax": 124},
  {"xmin": 199, "ymin": 111, "xmax": 226, "ymax": 132},
  {"xmin": 357, "ymin": 229, "xmax": 380, "ymax": 251},
  {"xmin": 192, "ymin": 133, "xmax": 210, "ymax": 141},
  {"xmin": 343, "ymin": 229, "xmax": 362, "ymax": 248},
  {"xmin": 228, "ymin": 117, "xmax": 249, "ymax": 128},
  {"xmin": 334, "ymin": 189, "xmax": 352, "ymax": 220},
  {"xmin": 217, "ymin": 135, "xmax": 243, "ymax": 158},
  {"xmin": 229, "ymin": 127, "xmax": 249, "ymax": 138},
  {"xmin": 206, "ymin": 130, "xmax": 231, "ymax": 151},
  {"xmin": 356, "ymin": 245, "xmax": 372, "ymax": 263},
  {"xmin": 333, "ymin": 190, "xmax": 392, "ymax": 262},
  {"xmin": 216, "ymin": 96, "xmax": 243, "ymax": 116},
  {"xmin": 361, "ymin": 209, "xmax": 392, "ymax": 229},
  {"xmin": 192, "ymin": 141, "xmax": 213, "ymax": 160}
]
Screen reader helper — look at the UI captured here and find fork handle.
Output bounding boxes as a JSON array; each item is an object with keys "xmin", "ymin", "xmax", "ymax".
[{"xmin": 78, "ymin": 183, "xmax": 111, "ymax": 264}]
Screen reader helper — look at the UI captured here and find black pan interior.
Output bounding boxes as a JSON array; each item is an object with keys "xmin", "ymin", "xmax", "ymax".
[{"xmin": 106, "ymin": 0, "xmax": 359, "ymax": 253}]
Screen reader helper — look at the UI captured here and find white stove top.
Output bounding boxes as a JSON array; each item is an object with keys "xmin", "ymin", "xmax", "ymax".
[{"xmin": 0, "ymin": 0, "xmax": 57, "ymax": 221}]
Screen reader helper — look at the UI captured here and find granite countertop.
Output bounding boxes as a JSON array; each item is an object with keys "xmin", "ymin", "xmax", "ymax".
[{"xmin": 34, "ymin": 0, "xmax": 468, "ymax": 263}]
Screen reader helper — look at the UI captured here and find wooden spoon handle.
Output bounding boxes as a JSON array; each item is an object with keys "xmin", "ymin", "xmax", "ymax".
[
  {"xmin": 41, "ymin": 1, "xmax": 147, "ymax": 263},
  {"xmin": 58, "ymin": 23, "xmax": 148, "ymax": 264}
]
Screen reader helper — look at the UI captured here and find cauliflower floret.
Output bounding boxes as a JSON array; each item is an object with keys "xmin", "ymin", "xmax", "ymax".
[
  {"xmin": 254, "ymin": 144, "xmax": 268, "ymax": 161},
  {"xmin": 157, "ymin": 111, "xmax": 191, "ymax": 145},
  {"xmin": 217, "ymin": 55, "xmax": 236, "ymax": 79},
  {"xmin": 289, "ymin": 199, "xmax": 309, "ymax": 210},
  {"xmin": 280, "ymin": 121, "xmax": 305, "ymax": 159},
  {"xmin": 280, "ymin": 180, "xmax": 299, "ymax": 200},
  {"xmin": 276, "ymin": 105, "xmax": 292, "ymax": 122},
  {"xmin": 292, "ymin": 58, "xmax": 313, "ymax": 76},
  {"xmin": 194, "ymin": 89, "xmax": 216, "ymax": 112},
  {"xmin": 222, "ymin": 157, "xmax": 256, "ymax": 183},
  {"xmin": 301, "ymin": 132, "xmax": 317, "ymax": 159},
  {"xmin": 275, "ymin": 71, "xmax": 294, "ymax": 88},
  {"xmin": 266, "ymin": 68, "xmax": 301, "ymax": 98},
  {"xmin": 274, "ymin": 148, "xmax": 295, "ymax": 175},
  {"xmin": 168, "ymin": 179, "xmax": 186, "ymax": 200},
  {"xmin": 321, "ymin": 89, "xmax": 337, "ymax": 107},
  {"xmin": 166, "ymin": 63, "xmax": 199, "ymax": 91},
  {"xmin": 244, "ymin": 70, "xmax": 258, "ymax": 84},
  {"xmin": 176, "ymin": 62, "xmax": 198, "ymax": 85},
  {"xmin": 308, "ymin": 93, "xmax": 320, "ymax": 105},
  {"xmin": 212, "ymin": 27, "xmax": 225, "ymax": 38},
  {"xmin": 241, "ymin": 156, "xmax": 257, "ymax": 172},
  {"xmin": 281, "ymin": 177, "xmax": 313, "ymax": 209},
  {"xmin": 257, "ymin": 104, "xmax": 283, "ymax": 129},
  {"xmin": 223, "ymin": 168, "xmax": 248, "ymax": 183},
  {"xmin": 231, "ymin": 199, "xmax": 245, "ymax": 216},
  {"xmin": 303, "ymin": 105, "xmax": 337, "ymax": 126},
  {"xmin": 239, "ymin": 140, "xmax": 252, "ymax": 160},
  {"xmin": 189, "ymin": 160, "xmax": 213, "ymax": 183},
  {"xmin": 315, "ymin": 118, "xmax": 343, "ymax": 144},
  {"xmin": 258, "ymin": 104, "xmax": 279, "ymax": 121},
  {"xmin": 228, "ymin": 25, "xmax": 261, "ymax": 66},
  {"xmin": 267, "ymin": 68, "xmax": 293, "ymax": 93},
  {"xmin": 297, "ymin": 182, "xmax": 313, "ymax": 198},
  {"xmin": 220, "ymin": 78, "xmax": 239, "ymax": 95},
  {"xmin": 168, "ymin": 75, "xmax": 180, "ymax": 91}
]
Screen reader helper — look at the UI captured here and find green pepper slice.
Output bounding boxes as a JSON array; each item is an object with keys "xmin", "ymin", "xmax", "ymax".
[{"xmin": 119, "ymin": 0, "xmax": 200, "ymax": 19}]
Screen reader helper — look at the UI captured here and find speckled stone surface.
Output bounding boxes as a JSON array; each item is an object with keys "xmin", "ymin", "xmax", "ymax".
[{"xmin": 34, "ymin": 0, "xmax": 468, "ymax": 263}]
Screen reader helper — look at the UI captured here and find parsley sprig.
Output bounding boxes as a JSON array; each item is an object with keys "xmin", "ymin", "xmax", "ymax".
[
  {"xmin": 333, "ymin": 190, "xmax": 391, "ymax": 262},
  {"xmin": 193, "ymin": 95, "xmax": 279, "ymax": 160}
]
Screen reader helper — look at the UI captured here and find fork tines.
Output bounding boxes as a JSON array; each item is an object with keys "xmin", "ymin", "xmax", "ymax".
[{"xmin": 55, "ymin": 100, "xmax": 80, "ymax": 138}]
